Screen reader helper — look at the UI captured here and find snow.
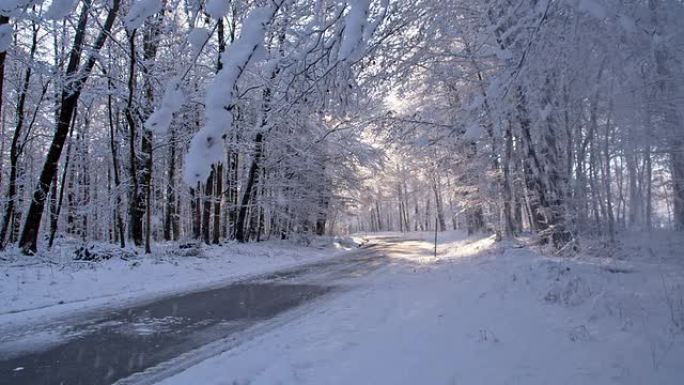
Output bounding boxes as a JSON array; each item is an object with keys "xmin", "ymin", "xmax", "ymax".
[
  {"xmin": 578, "ymin": 0, "xmax": 607, "ymax": 20},
  {"xmin": 338, "ymin": 0, "xmax": 371, "ymax": 61},
  {"xmin": 159, "ymin": 231, "xmax": 684, "ymax": 385},
  {"xmin": 463, "ymin": 123, "xmax": 482, "ymax": 140},
  {"xmin": 44, "ymin": 0, "xmax": 77, "ymax": 19},
  {"xmin": 618, "ymin": 15, "xmax": 637, "ymax": 33},
  {"xmin": 145, "ymin": 78, "xmax": 185, "ymax": 134},
  {"xmin": 184, "ymin": 6, "xmax": 273, "ymax": 186},
  {"xmin": 0, "ymin": 0, "xmax": 38, "ymax": 16},
  {"xmin": 205, "ymin": 0, "xmax": 230, "ymax": 19},
  {"xmin": 496, "ymin": 48, "xmax": 513, "ymax": 61},
  {"xmin": 0, "ymin": 23, "xmax": 11, "ymax": 53},
  {"xmin": 188, "ymin": 27, "xmax": 211, "ymax": 56},
  {"xmin": 464, "ymin": 95, "xmax": 483, "ymax": 111},
  {"xmin": 124, "ymin": 0, "xmax": 163, "ymax": 30},
  {"xmin": 0, "ymin": 238, "xmax": 355, "ymax": 334}
]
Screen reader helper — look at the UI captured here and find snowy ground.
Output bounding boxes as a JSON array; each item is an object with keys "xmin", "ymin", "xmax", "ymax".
[
  {"xmin": 0, "ymin": 237, "xmax": 356, "ymax": 332},
  {"xmin": 159, "ymin": 231, "xmax": 684, "ymax": 385}
]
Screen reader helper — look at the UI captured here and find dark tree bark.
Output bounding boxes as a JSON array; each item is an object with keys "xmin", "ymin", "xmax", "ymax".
[
  {"xmin": 190, "ymin": 182, "xmax": 201, "ymax": 239},
  {"xmin": 141, "ymin": 17, "xmax": 162, "ymax": 253},
  {"xmin": 315, "ymin": 196, "xmax": 329, "ymax": 236},
  {"xmin": 213, "ymin": 163, "xmax": 222, "ymax": 244},
  {"xmin": 202, "ymin": 168, "xmax": 214, "ymax": 245},
  {"xmin": 649, "ymin": 0, "xmax": 684, "ymax": 230},
  {"xmin": 236, "ymin": 133, "xmax": 264, "ymax": 242},
  {"xmin": 164, "ymin": 127, "xmax": 178, "ymax": 241},
  {"xmin": 78, "ymin": 113, "xmax": 92, "ymax": 241},
  {"xmin": 516, "ymin": 88, "xmax": 549, "ymax": 233},
  {"xmin": 48, "ymin": 171, "xmax": 58, "ymax": 245},
  {"xmin": 125, "ymin": 30, "xmax": 144, "ymax": 247},
  {"xmin": 517, "ymin": 81, "xmax": 573, "ymax": 249},
  {"xmin": 502, "ymin": 120, "xmax": 516, "ymax": 237},
  {"xmin": 107, "ymin": 71, "xmax": 125, "ymax": 248},
  {"xmin": 0, "ymin": 15, "xmax": 8, "ymax": 136},
  {"xmin": 48, "ymin": 117, "xmax": 77, "ymax": 248},
  {"xmin": 226, "ymin": 148, "xmax": 239, "ymax": 238},
  {"xmin": 142, "ymin": 128, "xmax": 152, "ymax": 254}
]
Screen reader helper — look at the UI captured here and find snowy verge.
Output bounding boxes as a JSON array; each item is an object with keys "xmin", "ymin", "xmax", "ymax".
[
  {"xmin": 158, "ymin": 231, "xmax": 684, "ymax": 385},
  {"xmin": 0, "ymin": 237, "xmax": 357, "ymax": 332}
]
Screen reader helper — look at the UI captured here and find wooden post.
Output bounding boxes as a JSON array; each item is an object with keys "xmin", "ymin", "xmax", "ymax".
[{"xmin": 434, "ymin": 217, "xmax": 438, "ymax": 258}]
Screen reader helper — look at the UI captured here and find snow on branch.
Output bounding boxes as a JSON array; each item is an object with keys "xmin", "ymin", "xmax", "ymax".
[
  {"xmin": 205, "ymin": 0, "xmax": 230, "ymax": 19},
  {"xmin": 578, "ymin": 0, "xmax": 607, "ymax": 19},
  {"xmin": 145, "ymin": 78, "xmax": 184, "ymax": 134},
  {"xmin": 0, "ymin": 0, "xmax": 41, "ymax": 16},
  {"xmin": 189, "ymin": 27, "xmax": 211, "ymax": 56},
  {"xmin": 44, "ymin": 0, "xmax": 78, "ymax": 20},
  {"xmin": 183, "ymin": 6, "xmax": 275, "ymax": 186},
  {"xmin": 125, "ymin": 0, "xmax": 163, "ymax": 30},
  {"xmin": 338, "ymin": 0, "xmax": 371, "ymax": 61}
]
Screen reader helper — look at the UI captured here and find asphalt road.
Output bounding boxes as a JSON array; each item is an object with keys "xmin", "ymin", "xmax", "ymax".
[{"xmin": 0, "ymin": 239, "xmax": 400, "ymax": 385}]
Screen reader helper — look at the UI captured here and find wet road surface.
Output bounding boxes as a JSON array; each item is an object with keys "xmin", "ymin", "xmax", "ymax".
[{"xmin": 0, "ymin": 240, "xmax": 399, "ymax": 385}]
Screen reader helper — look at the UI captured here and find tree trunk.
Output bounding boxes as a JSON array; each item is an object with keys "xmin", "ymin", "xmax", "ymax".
[
  {"xmin": 107, "ymin": 72, "xmax": 125, "ymax": 248},
  {"xmin": 432, "ymin": 175, "xmax": 447, "ymax": 232},
  {"xmin": 202, "ymin": 168, "xmax": 214, "ymax": 245},
  {"xmin": 125, "ymin": 30, "xmax": 144, "ymax": 247},
  {"xmin": 604, "ymin": 104, "xmax": 615, "ymax": 242},
  {"xmin": 226, "ymin": 148, "xmax": 238, "ymax": 238},
  {"xmin": 502, "ymin": 120, "xmax": 515, "ymax": 237},
  {"xmin": 236, "ymin": 135, "xmax": 263, "ymax": 242},
  {"xmin": 0, "ymin": 15, "xmax": 8, "ymax": 141},
  {"xmin": 164, "ymin": 127, "xmax": 177, "ymax": 241},
  {"xmin": 190, "ymin": 183, "xmax": 201, "ymax": 240},
  {"xmin": 48, "ymin": 124, "xmax": 76, "ymax": 248},
  {"xmin": 213, "ymin": 163, "xmax": 222, "ymax": 244},
  {"xmin": 140, "ymin": 16, "xmax": 162, "ymax": 253},
  {"xmin": 649, "ymin": 0, "xmax": 684, "ymax": 230}
]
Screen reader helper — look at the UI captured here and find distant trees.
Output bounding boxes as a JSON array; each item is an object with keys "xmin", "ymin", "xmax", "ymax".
[{"xmin": 351, "ymin": 0, "xmax": 684, "ymax": 250}]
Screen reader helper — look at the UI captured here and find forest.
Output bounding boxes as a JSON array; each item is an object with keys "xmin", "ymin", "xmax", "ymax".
[
  {"xmin": 0, "ymin": 0, "xmax": 681, "ymax": 255},
  {"xmin": 2, "ymin": 1, "xmax": 684, "ymax": 384}
]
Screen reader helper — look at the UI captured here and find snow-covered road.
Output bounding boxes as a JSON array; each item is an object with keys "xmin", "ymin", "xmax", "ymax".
[
  {"xmin": 0, "ymin": 240, "xmax": 395, "ymax": 385},
  {"xmin": 157, "ymin": 232, "xmax": 684, "ymax": 385}
]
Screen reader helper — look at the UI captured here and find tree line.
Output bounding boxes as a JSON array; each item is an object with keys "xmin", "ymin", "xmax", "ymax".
[{"xmin": 0, "ymin": 0, "xmax": 682, "ymax": 256}]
